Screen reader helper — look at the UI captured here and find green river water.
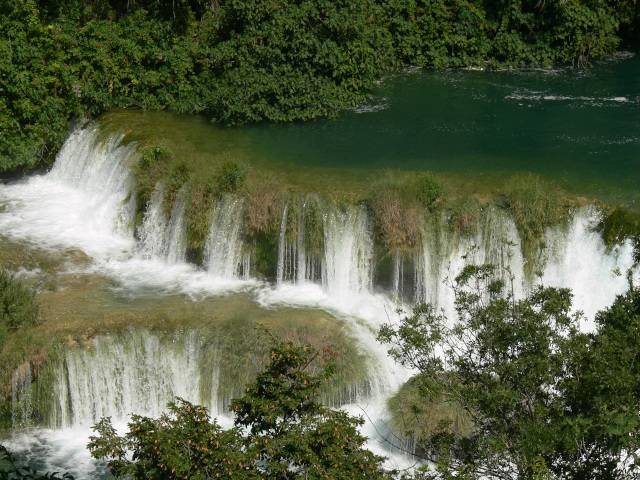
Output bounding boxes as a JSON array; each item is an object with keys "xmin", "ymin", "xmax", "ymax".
[
  {"xmin": 244, "ymin": 53, "xmax": 640, "ymax": 205},
  {"xmin": 110, "ymin": 52, "xmax": 640, "ymax": 206}
]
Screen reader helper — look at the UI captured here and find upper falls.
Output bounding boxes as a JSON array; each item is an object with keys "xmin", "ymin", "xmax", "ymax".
[
  {"xmin": 1, "ymin": 123, "xmax": 635, "ymax": 321},
  {"xmin": 1, "ymin": 122, "xmax": 637, "ymax": 439}
]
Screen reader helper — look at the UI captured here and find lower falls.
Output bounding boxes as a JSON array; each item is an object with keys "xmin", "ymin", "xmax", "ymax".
[{"xmin": 2, "ymin": 123, "xmax": 637, "ymax": 476}]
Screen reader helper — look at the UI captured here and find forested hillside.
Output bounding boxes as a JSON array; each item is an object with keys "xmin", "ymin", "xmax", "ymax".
[{"xmin": 1, "ymin": 0, "xmax": 638, "ymax": 172}]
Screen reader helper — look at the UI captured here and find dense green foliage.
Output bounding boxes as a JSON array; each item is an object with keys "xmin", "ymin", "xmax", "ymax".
[
  {"xmin": 379, "ymin": 264, "xmax": 640, "ymax": 479},
  {"xmin": 1, "ymin": 0, "xmax": 638, "ymax": 173},
  {"xmin": 89, "ymin": 340, "xmax": 389, "ymax": 479}
]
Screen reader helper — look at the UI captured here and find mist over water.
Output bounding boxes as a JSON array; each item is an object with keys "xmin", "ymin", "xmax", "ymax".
[{"xmin": 1, "ymin": 58, "xmax": 639, "ymax": 477}]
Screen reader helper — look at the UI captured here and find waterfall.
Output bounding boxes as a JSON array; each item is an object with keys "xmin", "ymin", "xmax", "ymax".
[
  {"xmin": 48, "ymin": 331, "xmax": 206, "ymax": 428},
  {"xmin": 3, "ymin": 122, "xmax": 639, "ymax": 479},
  {"xmin": 136, "ymin": 186, "xmax": 170, "ymax": 259},
  {"xmin": 136, "ymin": 186, "xmax": 188, "ymax": 264},
  {"xmin": 49, "ymin": 126, "xmax": 135, "ymax": 200},
  {"xmin": 276, "ymin": 195, "xmax": 323, "ymax": 284},
  {"xmin": 165, "ymin": 187, "xmax": 189, "ymax": 264},
  {"xmin": 414, "ymin": 205, "xmax": 525, "ymax": 320},
  {"xmin": 205, "ymin": 196, "xmax": 247, "ymax": 279},
  {"xmin": 322, "ymin": 205, "xmax": 373, "ymax": 296},
  {"xmin": 541, "ymin": 206, "xmax": 635, "ymax": 325},
  {"xmin": 7, "ymin": 328, "xmax": 379, "ymax": 430},
  {"xmin": 276, "ymin": 204, "xmax": 289, "ymax": 282},
  {"xmin": 11, "ymin": 362, "xmax": 34, "ymax": 428},
  {"xmin": 0, "ymin": 125, "xmax": 137, "ymax": 258},
  {"xmin": 4, "ymin": 122, "xmax": 630, "ymax": 319},
  {"xmin": 412, "ymin": 205, "xmax": 634, "ymax": 325}
]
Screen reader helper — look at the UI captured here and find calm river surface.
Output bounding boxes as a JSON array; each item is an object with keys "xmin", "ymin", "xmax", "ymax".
[{"xmin": 239, "ymin": 52, "xmax": 639, "ymax": 206}]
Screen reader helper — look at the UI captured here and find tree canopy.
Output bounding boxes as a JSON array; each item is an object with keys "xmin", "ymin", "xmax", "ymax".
[
  {"xmin": 379, "ymin": 264, "xmax": 640, "ymax": 480},
  {"xmin": 88, "ymin": 340, "xmax": 390, "ymax": 479},
  {"xmin": 1, "ymin": 0, "xmax": 639, "ymax": 173}
]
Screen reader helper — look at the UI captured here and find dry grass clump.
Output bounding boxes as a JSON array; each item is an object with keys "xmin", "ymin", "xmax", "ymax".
[
  {"xmin": 368, "ymin": 174, "xmax": 424, "ymax": 256},
  {"xmin": 245, "ymin": 184, "xmax": 283, "ymax": 236}
]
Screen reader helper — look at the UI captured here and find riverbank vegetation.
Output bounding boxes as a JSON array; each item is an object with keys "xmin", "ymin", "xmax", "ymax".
[
  {"xmin": 127, "ymin": 142, "xmax": 595, "ymax": 277},
  {"xmin": 2, "ymin": 0, "xmax": 639, "ymax": 173}
]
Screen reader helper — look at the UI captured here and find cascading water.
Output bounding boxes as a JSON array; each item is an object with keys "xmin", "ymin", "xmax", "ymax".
[
  {"xmin": 541, "ymin": 206, "xmax": 636, "ymax": 327},
  {"xmin": 0, "ymin": 126, "xmax": 136, "ymax": 258},
  {"xmin": 276, "ymin": 195, "xmax": 324, "ymax": 284},
  {"xmin": 49, "ymin": 331, "xmax": 205, "ymax": 428},
  {"xmin": 136, "ymin": 186, "xmax": 170, "ymax": 259},
  {"xmin": 135, "ymin": 185, "xmax": 188, "ymax": 264},
  {"xmin": 2, "ymin": 122, "xmax": 639, "ymax": 478},
  {"xmin": 322, "ymin": 205, "xmax": 373, "ymax": 297},
  {"xmin": 205, "ymin": 196, "xmax": 249, "ymax": 279},
  {"xmin": 415, "ymin": 205, "xmax": 527, "ymax": 321},
  {"xmin": 165, "ymin": 187, "xmax": 188, "ymax": 264}
]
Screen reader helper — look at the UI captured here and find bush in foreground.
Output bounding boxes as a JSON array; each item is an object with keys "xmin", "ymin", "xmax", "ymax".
[
  {"xmin": 379, "ymin": 264, "xmax": 640, "ymax": 480},
  {"xmin": 88, "ymin": 340, "xmax": 390, "ymax": 479}
]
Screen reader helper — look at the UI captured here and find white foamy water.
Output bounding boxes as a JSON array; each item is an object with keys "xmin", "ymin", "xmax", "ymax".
[
  {"xmin": 0, "ymin": 126, "xmax": 257, "ymax": 297},
  {"xmin": 4, "ymin": 427, "xmax": 112, "ymax": 479},
  {"xmin": 541, "ymin": 206, "xmax": 636, "ymax": 330},
  {"xmin": 206, "ymin": 195, "xmax": 248, "ymax": 279},
  {"xmin": 2, "ymin": 124, "xmax": 638, "ymax": 478},
  {"xmin": 506, "ymin": 91, "xmax": 632, "ymax": 104},
  {"xmin": 0, "ymin": 128, "xmax": 136, "ymax": 259}
]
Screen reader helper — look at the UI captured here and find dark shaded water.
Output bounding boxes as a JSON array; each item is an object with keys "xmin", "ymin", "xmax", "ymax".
[{"xmin": 241, "ymin": 53, "xmax": 639, "ymax": 206}]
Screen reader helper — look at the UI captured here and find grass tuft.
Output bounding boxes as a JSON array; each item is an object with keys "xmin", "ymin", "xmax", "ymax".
[
  {"xmin": 368, "ymin": 172, "xmax": 426, "ymax": 256},
  {"xmin": 504, "ymin": 173, "xmax": 561, "ymax": 268},
  {"xmin": 449, "ymin": 196, "xmax": 481, "ymax": 238}
]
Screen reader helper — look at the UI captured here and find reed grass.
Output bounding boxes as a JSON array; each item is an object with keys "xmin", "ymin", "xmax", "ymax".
[{"xmin": 503, "ymin": 173, "xmax": 562, "ymax": 271}]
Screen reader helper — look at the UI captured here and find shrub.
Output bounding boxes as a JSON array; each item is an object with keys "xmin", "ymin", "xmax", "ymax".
[
  {"xmin": 415, "ymin": 172, "xmax": 444, "ymax": 208},
  {"xmin": 213, "ymin": 158, "xmax": 248, "ymax": 195}
]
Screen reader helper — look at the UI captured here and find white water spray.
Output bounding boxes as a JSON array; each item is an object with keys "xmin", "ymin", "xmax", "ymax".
[
  {"xmin": 2, "ymin": 123, "xmax": 638, "ymax": 478},
  {"xmin": 205, "ymin": 196, "xmax": 248, "ymax": 279}
]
